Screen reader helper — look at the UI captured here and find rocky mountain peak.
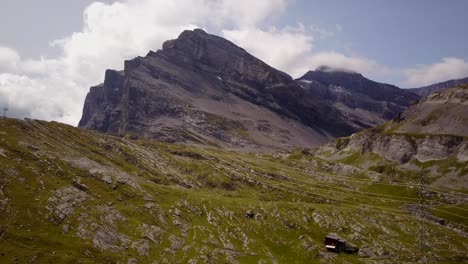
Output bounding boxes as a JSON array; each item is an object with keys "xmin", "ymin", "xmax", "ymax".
[{"xmin": 79, "ymin": 29, "xmax": 358, "ymax": 150}]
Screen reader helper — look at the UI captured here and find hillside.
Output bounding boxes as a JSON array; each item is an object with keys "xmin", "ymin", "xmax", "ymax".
[
  {"xmin": 386, "ymin": 84, "xmax": 468, "ymax": 136},
  {"xmin": 1, "ymin": 118, "xmax": 467, "ymax": 263}
]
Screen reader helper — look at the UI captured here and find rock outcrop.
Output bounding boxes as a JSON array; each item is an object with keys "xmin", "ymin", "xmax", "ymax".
[{"xmin": 321, "ymin": 131, "xmax": 467, "ymax": 164}]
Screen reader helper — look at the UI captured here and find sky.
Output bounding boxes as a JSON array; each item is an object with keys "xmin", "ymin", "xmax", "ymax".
[{"xmin": 0, "ymin": 0, "xmax": 467, "ymax": 125}]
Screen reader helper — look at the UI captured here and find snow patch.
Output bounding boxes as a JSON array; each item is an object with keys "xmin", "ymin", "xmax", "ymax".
[{"xmin": 330, "ymin": 85, "xmax": 349, "ymax": 94}]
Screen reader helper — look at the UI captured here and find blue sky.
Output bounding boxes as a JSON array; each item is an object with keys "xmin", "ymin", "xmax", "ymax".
[
  {"xmin": 0, "ymin": 0, "xmax": 467, "ymax": 124},
  {"xmin": 284, "ymin": 0, "xmax": 468, "ymax": 68}
]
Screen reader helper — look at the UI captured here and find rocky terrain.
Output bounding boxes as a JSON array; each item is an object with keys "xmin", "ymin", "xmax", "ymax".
[
  {"xmin": 408, "ymin": 76, "xmax": 468, "ymax": 97},
  {"xmin": 79, "ymin": 29, "xmax": 420, "ymax": 150},
  {"xmin": 296, "ymin": 67, "xmax": 420, "ymax": 129},
  {"xmin": 1, "ymin": 118, "xmax": 467, "ymax": 263},
  {"xmin": 387, "ymin": 84, "xmax": 468, "ymax": 136},
  {"xmin": 318, "ymin": 84, "xmax": 468, "ymax": 191}
]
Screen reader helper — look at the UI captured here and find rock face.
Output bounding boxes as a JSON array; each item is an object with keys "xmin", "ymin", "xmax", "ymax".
[
  {"xmin": 322, "ymin": 132, "xmax": 468, "ymax": 164},
  {"xmin": 408, "ymin": 76, "xmax": 468, "ymax": 97},
  {"xmin": 296, "ymin": 67, "xmax": 420, "ymax": 130},
  {"xmin": 79, "ymin": 29, "xmax": 422, "ymax": 150}
]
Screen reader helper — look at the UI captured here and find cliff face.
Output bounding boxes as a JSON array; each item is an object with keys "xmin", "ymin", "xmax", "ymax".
[
  {"xmin": 322, "ymin": 131, "xmax": 467, "ymax": 164},
  {"xmin": 296, "ymin": 69, "xmax": 420, "ymax": 130}
]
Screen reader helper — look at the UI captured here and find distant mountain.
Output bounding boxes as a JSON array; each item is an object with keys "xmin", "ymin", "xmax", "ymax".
[
  {"xmin": 296, "ymin": 68, "xmax": 420, "ymax": 130},
  {"xmin": 79, "ymin": 29, "xmax": 359, "ymax": 150},
  {"xmin": 408, "ymin": 76, "xmax": 468, "ymax": 97}
]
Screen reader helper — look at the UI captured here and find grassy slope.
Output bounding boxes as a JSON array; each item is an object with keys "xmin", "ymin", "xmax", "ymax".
[{"xmin": 0, "ymin": 119, "xmax": 467, "ymax": 263}]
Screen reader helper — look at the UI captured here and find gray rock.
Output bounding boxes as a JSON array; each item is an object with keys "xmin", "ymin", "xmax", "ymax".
[{"xmin": 46, "ymin": 187, "xmax": 89, "ymax": 225}]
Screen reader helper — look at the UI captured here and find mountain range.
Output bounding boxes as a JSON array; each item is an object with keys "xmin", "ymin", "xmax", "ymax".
[{"xmin": 79, "ymin": 29, "xmax": 445, "ymax": 151}]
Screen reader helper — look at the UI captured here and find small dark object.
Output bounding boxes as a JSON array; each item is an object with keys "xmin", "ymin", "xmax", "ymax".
[
  {"xmin": 324, "ymin": 233, "xmax": 358, "ymax": 254},
  {"xmin": 245, "ymin": 210, "xmax": 255, "ymax": 219}
]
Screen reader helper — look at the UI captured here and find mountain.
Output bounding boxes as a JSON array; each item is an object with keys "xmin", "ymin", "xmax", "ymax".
[
  {"xmin": 79, "ymin": 29, "xmax": 357, "ymax": 151},
  {"xmin": 408, "ymin": 76, "xmax": 468, "ymax": 97},
  {"xmin": 318, "ymin": 84, "xmax": 468, "ymax": 190},
  {"xmin": 296, "ymin": 67, "xmax": 420, "ymax": 130},
  {"xmin": 1, "ymin": 118, "xmax": 467, "ymax": 263},
  {"xmin": 80, "ymin": 29, "xmax": 425, "ymax": 151}
]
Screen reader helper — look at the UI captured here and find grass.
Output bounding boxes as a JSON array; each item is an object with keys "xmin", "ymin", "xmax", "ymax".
[{"xmin": 0, "ymin": 118, "xmax": 467, "ymax": 263}]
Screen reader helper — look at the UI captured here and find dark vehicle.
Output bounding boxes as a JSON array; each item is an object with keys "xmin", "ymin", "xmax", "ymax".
[{"xmin": 324, "ymin": 233, "xmax": 359, "ymax": 254}]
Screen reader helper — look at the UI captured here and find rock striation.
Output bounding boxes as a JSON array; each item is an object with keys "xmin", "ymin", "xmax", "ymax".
[{"xmin": 321, "ymin": 131, "xmax": 467, "ymax": 164}]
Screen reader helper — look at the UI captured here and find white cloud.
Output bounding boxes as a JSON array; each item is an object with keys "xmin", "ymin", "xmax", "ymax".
[
  {"xmin": 222, "ymin": 24, "xmax": 313, "ymax": 75},
  {"xmin": 304, "ymin": 51, "xmax": 379, "ymax": 75},
  {"xmin": 0, "ymin": 47, "xmax": 21, "ymax": 73},
  {"xmin": 404, "ymin": 57, "xmax": 468, "ymax": 87},
  {"xmin": 0, "ymin": 0, "xmax": 287, "ymax": 125},
  {"xmin": 209, "ymin": 0, "xmax": 286, "ymax": 27}
]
